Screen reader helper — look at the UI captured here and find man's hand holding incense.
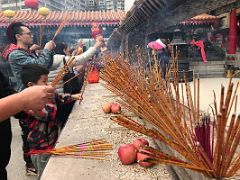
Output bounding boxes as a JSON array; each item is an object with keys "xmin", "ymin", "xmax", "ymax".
[
  {"xmin": 29, "ymin": 44, "xmax": 41, "ymax": 52},
  {"xmin": 44, "ymin": 40, "xmax": 56, "ymax": 51}
]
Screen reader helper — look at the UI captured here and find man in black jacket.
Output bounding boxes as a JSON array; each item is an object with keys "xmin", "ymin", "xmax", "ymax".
[
  {"xmin": 0, "ymin": 70, "xmax": 55, "ymax": 179},
  {"xmin": 0, "ymin": 71, "xmax": 15, "ymax": 180}
]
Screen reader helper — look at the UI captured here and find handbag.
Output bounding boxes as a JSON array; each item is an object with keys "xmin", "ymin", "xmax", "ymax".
[{"xmin": 87, "ymin": 66, "xmax": 99, "ymax": 83}]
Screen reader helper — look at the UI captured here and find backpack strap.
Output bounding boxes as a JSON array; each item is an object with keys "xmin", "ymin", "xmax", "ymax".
[{"xmin": 63, "ymin": 57, "xmax": 74, "ymax": 73}]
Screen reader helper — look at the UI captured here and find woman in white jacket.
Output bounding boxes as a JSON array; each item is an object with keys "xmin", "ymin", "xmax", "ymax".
[
  {"xmin": 48, "ymin": 37, "xmax": 103, "ymax": 93},
  {"xmin": 49, "ymin": 37, "xmax": 103, "ymax": 129}
]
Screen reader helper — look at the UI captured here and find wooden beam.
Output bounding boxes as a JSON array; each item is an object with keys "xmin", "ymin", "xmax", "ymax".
[
  {"xmin": 145, "ymin": 0, "xmax": 238, "ymax": 34},
  {"xmin": 210, "ymin": 1, "xmax": 240, "ymax": 15}
]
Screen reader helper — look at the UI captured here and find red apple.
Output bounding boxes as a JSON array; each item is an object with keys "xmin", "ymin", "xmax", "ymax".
[
  {"xmin": 111, "ymin": 102, "xmax": 121, "ymax": 114},
  {"xmin": 137, "ymin": 151, "xmax": 154, "ymax": 167},
  {"xmin": 118, "ymin": 144, "xmax": 137, "ymax": 165},
  {"xmin": 133, "ymin": 138, "xmax": 149, "ymax": 149}
]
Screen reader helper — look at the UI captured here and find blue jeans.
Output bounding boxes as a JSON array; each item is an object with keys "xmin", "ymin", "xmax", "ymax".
[
  {"xmin": 19, "ymin": 119, "xmax": 32, "ymax": 165},
  {"xmin": 31, "ymin": 154, "xmax": 50, "ymax": 179}
]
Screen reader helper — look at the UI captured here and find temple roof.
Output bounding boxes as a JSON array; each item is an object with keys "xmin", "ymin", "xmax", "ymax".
[
  {"xmin": 180, "ymin": 13, "xmax": 219, "ymax": 25},
  {"xmin": 0, "ymin": 10, "xmax": 126, "ymax": 27},
  {"xmin": 0, "ymin": 10, "xmax": 219, "ymax": 28}
]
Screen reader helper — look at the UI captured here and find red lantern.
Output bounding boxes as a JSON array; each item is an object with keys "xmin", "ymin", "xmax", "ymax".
[{"xmin": 24, "ymin": 0, "xmax": 39, "ymax": 9}]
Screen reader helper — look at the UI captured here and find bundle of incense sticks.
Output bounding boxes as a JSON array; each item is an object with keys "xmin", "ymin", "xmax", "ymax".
[
  {"xmin": 51, "ymin": 56, "xmax": 75, "ymax": 87},
  {"xmin": 194, "ymin": 115, "xmax": 212, "ymax": 162},
  {"xmin": 38, "ymin": 26, "xmax": 43, "ymax": 47},
  {"xmin": 52, "ymin": 15, "xmax": 68, "ymax": 41},
  {"xmin": 29, "ymin": 139, "xmax": 112, "ymax": 161},
  {"xmin": 101, "ymin": 47, "xmax": 240, "ymax": 178}
]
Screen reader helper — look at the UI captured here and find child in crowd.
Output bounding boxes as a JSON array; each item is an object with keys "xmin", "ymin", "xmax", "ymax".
[{"xmin": 20, "ymin": 64, "xmax": 82, "ymax": 178}]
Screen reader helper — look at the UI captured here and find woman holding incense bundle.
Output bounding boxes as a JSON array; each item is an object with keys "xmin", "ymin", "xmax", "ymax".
[
  {"xmin": 49, "ymin": 37, "xmax": 103, "ymax": 129},
  {"xmin": 49, "ymin": 35, "xmax": 104, "ymax": 93}
]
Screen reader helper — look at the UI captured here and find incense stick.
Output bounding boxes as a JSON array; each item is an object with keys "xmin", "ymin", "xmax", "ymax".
[
  {"xmin": 52, "ymin": 15, "xmax": 68, "ymax": 41},
  {"xmin": 30, "ymin": 139, "xmax": 112, "ymax": 161},
  {"xmin": 51, "ymin": 56, "xmax": 75, "ymax": 87}
]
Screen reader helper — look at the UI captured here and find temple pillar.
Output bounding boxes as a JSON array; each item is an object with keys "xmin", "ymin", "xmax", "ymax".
[{"xmin": 228, "ymin": 9, "xmax": 237, "ymax": 59}]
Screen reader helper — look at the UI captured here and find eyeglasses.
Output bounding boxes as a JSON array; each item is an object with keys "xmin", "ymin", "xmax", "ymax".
[{"xmin": 21, "ymin": 32, "xmax": 33, "ymax": 36}]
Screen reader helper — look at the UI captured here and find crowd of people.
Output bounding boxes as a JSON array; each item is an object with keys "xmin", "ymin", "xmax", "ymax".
[{"xmin": 0, "ymin": 22, "xmax": 104, "ymax": 180}]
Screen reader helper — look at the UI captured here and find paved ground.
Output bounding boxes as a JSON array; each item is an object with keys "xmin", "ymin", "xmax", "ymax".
[
  {"xmin": 188, "ymin": 78, "xmax": 240, "ymax": 114},
  {"xmin": 7, "ymin": 119, "xmax": 36, "ymax": 180},
  {"xmin": 7, "ymin": 77, "xmax": 240, "ymax": 180}
]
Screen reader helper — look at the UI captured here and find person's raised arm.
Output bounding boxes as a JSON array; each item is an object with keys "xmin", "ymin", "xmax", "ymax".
[
  {"xmin": 0, "ymin": 85, "xmax": 55, "ymax": 122},
  {"xmin": 65, "ymin": 36, "xmax": 104, "ymax": 66},
  {"xmin": 9, "ymin": 41, "xmax": 56, "ymax": 69}
]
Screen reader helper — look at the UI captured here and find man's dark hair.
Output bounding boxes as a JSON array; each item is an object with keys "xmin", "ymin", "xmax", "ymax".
[
  {"xmin": 55, "ymin": 42, "xmax": 68, "ymax": 55},
  {"xmin": 6, "ymin": 22, "xmax": 28, "ymax": 44},
  {"xmin": 21, "ymin": 64, "xmax": 49, "ymax": 87}
]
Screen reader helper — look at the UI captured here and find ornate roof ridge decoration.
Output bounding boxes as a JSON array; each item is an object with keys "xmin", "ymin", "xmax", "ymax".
[
  {"xmin": 0, "ymin": 10, "xmax": 126, "ymax": 27},
  {"xmin": 180, "ymin": 13, "xmax": 219, "ymax": 25},
  {"xmin": 190, "ymin": 13, "xmax": 218, "ymax": 20}
]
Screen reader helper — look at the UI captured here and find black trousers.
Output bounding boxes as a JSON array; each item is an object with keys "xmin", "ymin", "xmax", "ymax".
[
  {"xmin": 0, "ymin": 120, "xmax": 12, "ymax": 180},
  {"xmin": 18, "ymin": 119, "xmax": 32, "ymax": 165},
  {"xmin": 56, "ymin": 101, "xmax": 75, "ymax": 130}
]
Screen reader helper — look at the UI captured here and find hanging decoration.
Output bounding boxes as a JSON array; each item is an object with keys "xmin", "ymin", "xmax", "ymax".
[
  {"xmin": 24, "ymin": 0, "xmax": 39, "ymax": 9},
  {"xmin": 38, "ymin": 7, "xmax": 50, "ymax": 17},
  {"xmin": 3, "ymin": 10, "xmax": 16, "ymax": 19},
  {"xmin": 191, "ymin": 40, "xmax": 207, "ymax": 63},
  {"xmin": 37, "ymin": 7, "xmax": 50, "ymax": 47}
]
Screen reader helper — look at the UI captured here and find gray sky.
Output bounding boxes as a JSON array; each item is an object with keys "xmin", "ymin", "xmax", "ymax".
[{"xmin": 125, "ymin": 0, "xmax": 135, "ymax": 11}]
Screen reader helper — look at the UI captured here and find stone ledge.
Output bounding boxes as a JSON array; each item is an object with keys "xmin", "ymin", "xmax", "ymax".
[{"xmin": 190, "ymin": 61, "xmax": 226, "ymax": 66}]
